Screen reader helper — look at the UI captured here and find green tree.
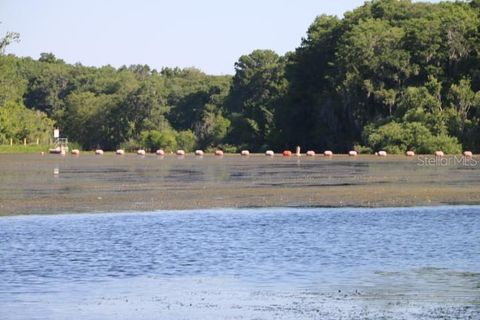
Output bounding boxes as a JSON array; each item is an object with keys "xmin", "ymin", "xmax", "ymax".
[
  {"xmin": 0, "ymin": 55, "xmax": 27, "ymax": 106},
  {"xmin": 23, "ymin": 57, "xmax": 72, "ymax": 117},
  {"xmin": 363, "ymin": 121, "xmax": 462, "ymax": 154},
  {"xmin": 0, "ymin": 100, "xmax": 53, "ymax": 144},
  {"xmin": 278, "ymin": 15, "xmax": 344, "ymax": 150},
  {"xmin": 61, "ymin": 91, "xmax": 122, "ymax": 149},
  {"xmin": 176, "ymin": 130, "xmax": 197, "ymax": 152},
  {"xmin": 140, "ymin": 129, "xmax": 177, "ymax": 152},
  {"xmin": 0, "ymin": 25, "xmax": 19, "ymax": 54},
  {"xmin": 194, "ymin": 105, "xmax": 231, "ymax": 148},
  {"xmin": 448, "ymin": 79, "xmax": 480, "ymax": 130},
  {"xmin": 226, "ymin": 49, "xmax": 287, "ymax": 149},
  {"xmin": 121, "ymin": 80, "xmax": 168, "ymax": 137},
  {"xmin": 2, "ymin": 0, "xmax": 480, "ymax": 154},
  {"xmin": 336, "ymin": 18, "xmax": 413, "ymax": 123}
]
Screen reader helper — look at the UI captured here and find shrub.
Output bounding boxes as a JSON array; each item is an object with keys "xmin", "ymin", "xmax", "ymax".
[
  {"xmin": 217, "ymin": 144, "xmax": 238, "ymax": 153},
  {"xmin": 140, "ymin": 129, "xmax": 177, "ymax": 152},
  {"xmin": 354, "ymin": 144, "xmax": 373, "ymax": 154},
  {"xmin": 176, "ymin": 130, "xmax": 196, "ymax": 152},
  {"xmin": 417, "ymin": 134, "xmax": 462, "ymax": 154},
  {"xmin": 364, "ymin": 122, "xmax": 409, "ymax": 154},
  {"xmin": 363, "ymin": 121, "xmax": 462, "ymax": 154}
]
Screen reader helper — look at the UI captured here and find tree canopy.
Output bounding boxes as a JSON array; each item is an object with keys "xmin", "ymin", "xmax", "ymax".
[{"xmin": 1, "ymin": 0, "xmax": 480, "ymax": 153}]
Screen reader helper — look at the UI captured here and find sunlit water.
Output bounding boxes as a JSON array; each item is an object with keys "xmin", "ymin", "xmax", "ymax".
[{"xmin": 1, "ymin": 207, "xmax": 479, "ymax": 319}]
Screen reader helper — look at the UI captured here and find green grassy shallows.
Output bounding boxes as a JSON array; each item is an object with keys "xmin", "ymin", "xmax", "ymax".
[{"xmin": 0, "ymin": 145, "xmax": 49, "ymax": 153}]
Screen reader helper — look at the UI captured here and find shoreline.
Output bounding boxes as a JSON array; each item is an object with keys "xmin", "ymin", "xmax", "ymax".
[{"xmin": 3, "ymin": 204, "xmax": 480, "ymax": 218}]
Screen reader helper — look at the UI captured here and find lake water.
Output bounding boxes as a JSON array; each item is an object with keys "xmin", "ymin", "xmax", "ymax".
[{"xmin": 1, "ymin": 206, "xmax": 479, "ymax": 319}]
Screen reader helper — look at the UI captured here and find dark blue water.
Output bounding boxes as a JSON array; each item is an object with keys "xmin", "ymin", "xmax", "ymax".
[{"xmin": 1, "ymin": 207, "xmax": 479, "ymax": 319}]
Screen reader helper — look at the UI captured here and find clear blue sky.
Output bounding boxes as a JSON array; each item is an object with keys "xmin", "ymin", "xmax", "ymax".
[{"xmin": 1, "ymin": 0, "xmax": 441, "ymax": 75}]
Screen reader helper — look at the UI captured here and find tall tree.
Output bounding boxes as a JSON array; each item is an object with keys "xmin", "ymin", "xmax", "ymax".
[{"xmin": 226, "ymin": 49, "xmax": 287, "ymax": 150}]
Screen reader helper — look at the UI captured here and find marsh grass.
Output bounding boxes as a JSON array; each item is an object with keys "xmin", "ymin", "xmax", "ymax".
[{"xmin": 0, "ymin": 144, "xmax": 49, "ymax": 153}]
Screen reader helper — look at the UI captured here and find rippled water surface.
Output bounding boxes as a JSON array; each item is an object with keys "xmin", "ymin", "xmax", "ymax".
[{"xmin": 1, "ymin": 207, "xmax": 479, "ymax": 319}]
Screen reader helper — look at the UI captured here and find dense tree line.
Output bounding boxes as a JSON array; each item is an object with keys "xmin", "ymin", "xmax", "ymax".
[
  {"xmin": 1, "ymin": 0, "xmax": 480, "ymax": 153},
  {"xmin": 276, "ymin": 0, "xmax": 480, "ymax": 154}
]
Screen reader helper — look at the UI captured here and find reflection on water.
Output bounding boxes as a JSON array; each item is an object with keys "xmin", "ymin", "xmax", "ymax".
[{"xmin": 0, "ymin": 206, "xmax": 479, "ymax": 319}]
